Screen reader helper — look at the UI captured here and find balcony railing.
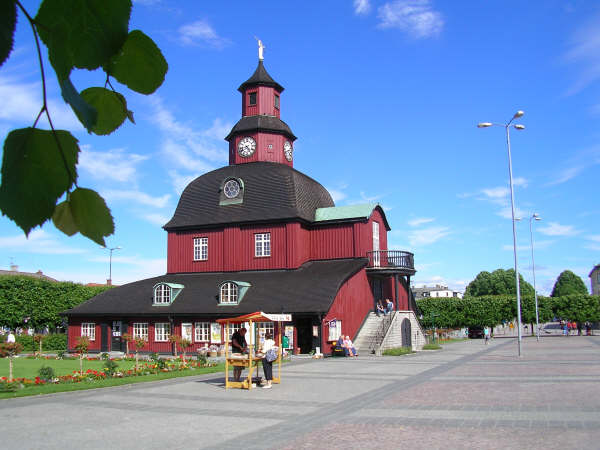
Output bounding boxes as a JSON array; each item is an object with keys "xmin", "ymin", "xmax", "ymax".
[{"xmin": 366, "ymin": 250, "xmax": 415, "ymax": 271}]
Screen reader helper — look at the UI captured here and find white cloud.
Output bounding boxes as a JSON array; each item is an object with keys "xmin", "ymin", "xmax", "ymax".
[
  {"xmin": 326, "ymin": 187, "xmax": 347, "ymax": 203},
  {"xmin": 481, "ymin": 186, "xmax": 509, "ymax": 200},
  {"xmin": 51, "ymin": 257, "xmax": 166, "ymax": 285},
  {"xmin": 178, "ymin": 20, "xmax": 230, "ymax": 49},
  {"xmin": 546, "ymin": 165, "xmax": 584, "ymax": 186},
  {"xmin": 0, "ymin": 229, "xmax": 85, "ymax": 255},
  {"xmin": 563, "ymin": 14, "xmax": 600, "ymax": 95},
  {"xmin": 142, "ymin": 213, "xmax": 170, "ymax": 226},
  {"xmin": 354, "ymin": 0, "xmax": 371, "ymax": 15},
  {"xmin": 377, "ymin": 0, "xmax": 443, "ymax": 38},
  {"xmin": 169, "ymin": 170, "xmax": 199, "ymax": 195},
  {"xmin": 408, "ymin": 217, "xmax": 434, "ymax": 227},
  {"xmin": 78, "ymin": 146, "xmax": 149, "ymax": 184},
  {"xmin": 512, "ymin": 177, "xmax": 528, "ymax": 188},
  {"xmin": 546, "ymin": 147, "xmax": 600, "ymax": 186},
  {"xmin": 496, "ymin": 206, "xmax": 526, "ymax": 220},
  {"xmin": 101, "ymin": 189, "xmax": 171, "ymax": 208},
  {"xmin": 587, "ymin": 235, "xmax": 600, "ymax": 243},
  {"xmin": 408, "ymin": 225, "xmax": 450, "ymax": 246},
  {"xmin": 0, "ymin": 75, "xmax": 83, "ymax": 131},
  {"xmin": 538, "ymin": 222, "xmax": 580, "ymax": 237}
]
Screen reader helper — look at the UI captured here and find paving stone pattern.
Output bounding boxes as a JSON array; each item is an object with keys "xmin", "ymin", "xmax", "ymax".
[{"xmin": 0, "ymin": 337, "xmax": 598, "ymax": 449}]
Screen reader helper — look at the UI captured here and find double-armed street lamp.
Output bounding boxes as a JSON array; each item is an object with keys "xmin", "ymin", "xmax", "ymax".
[
  {"xmin": 478, "ymin": 110, "xmax": 526, "ymax": 357},
  {"xmin": 102, "ymin": 246, "xmax": 122, "ymax": 285},
  {"xmin": 530, "ymin": 213, "xmax": 541, "ymax": 341}
]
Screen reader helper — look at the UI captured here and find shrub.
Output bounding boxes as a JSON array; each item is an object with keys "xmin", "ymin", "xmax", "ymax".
[
  {"xmin": 15, "ymin": 333, "xmax": 67, "ymax": 352},
  {"xmin": 150, "ymin": 352, "xmax": 167, "ymax": 369},
  {"xmin": 38, "ymin": 366, "xmax": 56, "ymax": 381},
  {"xmin": 103, "ymin": 359, "xmax": 119, "ymax": 376},
  {"xmin": 382, "ymin": 347, "xmax": 414, "ymax": 356}
]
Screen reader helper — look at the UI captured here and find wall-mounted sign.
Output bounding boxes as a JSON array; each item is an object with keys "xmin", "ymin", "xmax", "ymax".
[
  {"xmin": 264, "ymin": 313, "xmax": 292, "ymax": 322},
  {"xmin": 210, "ymin": 323, "xmax": 221, "ymax": 343}
]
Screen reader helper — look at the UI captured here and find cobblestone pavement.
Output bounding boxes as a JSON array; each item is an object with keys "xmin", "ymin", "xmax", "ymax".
[{"xmin": 0, "ymin": 337, "xmax": 598, "ymax": 449}]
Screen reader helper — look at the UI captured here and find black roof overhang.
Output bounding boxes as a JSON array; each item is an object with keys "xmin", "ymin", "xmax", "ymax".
[{"xmin": 225, "ymin": 115, "xmax": 296, "ymax": 142}]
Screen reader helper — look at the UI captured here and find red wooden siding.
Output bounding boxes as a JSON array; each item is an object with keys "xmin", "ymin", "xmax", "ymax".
[
  {"xmin": 229, "ymin": 132, "xmax": 292, "ymax": 167},
  {"xmin": 310, "ymin": 224, "xmax": 354, "ymax": 260},
  {"xmin": 352, "ymin": 209, "xmax": 388, "ymax": 258},
  {"xmin": 68, "ymin": 319, "xmax": 101, "ymax": 352},
  {"xmin": 242, "ymin": 86, "xmax": 280, "ymax": 119},
  {"xmin": 167, "ymin": 229, "xmax": 224, "ymax": 273},
  {"xmin": 321, "ymin": 268, "xmax": 373, "ymax": 351},
  {"xmin": 285, "ymin": 222, "xmax": 310, "ymax": 269}
]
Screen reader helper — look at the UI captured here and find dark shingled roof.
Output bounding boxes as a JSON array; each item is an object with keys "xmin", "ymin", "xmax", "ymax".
[
  {"xmin": 63, "ymin": 259, "xmax": 367, "ymax": 317},
  {"xmin": 163, "ymin": 162, "xmax": 334, "ymax": 231},
  {"xmin": 238, "ymin": 60, "xmax": 284, "ymax": 93},
  {"xmin": 225, "ymin": 115, "xmax": 296, "ymax": 142}
]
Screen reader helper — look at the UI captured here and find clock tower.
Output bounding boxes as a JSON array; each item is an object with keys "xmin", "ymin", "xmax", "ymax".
[{"xmin": 225, "ymin": 45, "xmax": 296, "ymax": 167}]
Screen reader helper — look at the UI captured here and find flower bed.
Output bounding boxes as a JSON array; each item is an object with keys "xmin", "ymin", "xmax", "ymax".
[{"xmin": 0, "ymin": 358, "xmax": 217, "ymax": 392}]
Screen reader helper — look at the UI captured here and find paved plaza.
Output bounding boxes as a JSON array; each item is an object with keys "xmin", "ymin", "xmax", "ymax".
[{"xmin": 1, "ymin": 337, "xmax": 599, "ymax": 449}]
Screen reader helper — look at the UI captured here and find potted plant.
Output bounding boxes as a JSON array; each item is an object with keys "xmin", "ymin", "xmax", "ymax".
[{"xmin": 208, "ymin": 345, "xmax": 218, "ymax": 357}]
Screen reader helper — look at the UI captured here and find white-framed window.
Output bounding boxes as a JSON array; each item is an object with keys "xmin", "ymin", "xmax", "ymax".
[
  {"xmin": 193, "ymin": 237, "xmax": 208, "ymax": 261},
  {"xmin": 258, "ymin": 322, "xmax": 275, "ymax": 344},
  {"xmin": 154, "ymin": 284, "xmax": 171, "ymax": 304},
  {"xmin": 226, "ymin": 323, "xmax": 242, "ymax": 341},
  {"xmin": 255, "ymin": 232, "xmax": 271, "ymax": 257},
  {"xmin": 328, "ymin": 320, "xmax": 341, "ymax": 341},
  {"xmin": 194, "ymin": 322, "xmax": 210, "ymax": 342},
  {"xmin": 181, "ymin": 323, "xmax": 193, "ymax": 341},
  {"xmin": 81, "ymin": 323, "xmax": 95, "ymax": 341},
  {"xmin": 133, "ymin": 323, "xmax": 148, "ymax": 340},
  {"xmin": 155, "ymin": 323, "xmax": 170, "ymax": 342},
  {"xmin": 220, "ymin": 282, "xmax": 238, "ymax": 304}
]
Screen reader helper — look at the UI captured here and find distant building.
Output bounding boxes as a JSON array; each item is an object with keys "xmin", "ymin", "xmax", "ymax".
[
  {"xmin": 0, "ymin": 265, "xmax": 57, "ymax": 282},
  {"xmin": 412, "ymin": 284, "xmax": 463, "ymax": 299},
  {"xmin": 590, "ymin": 264, "xmax": 600, "ymax": 296}
]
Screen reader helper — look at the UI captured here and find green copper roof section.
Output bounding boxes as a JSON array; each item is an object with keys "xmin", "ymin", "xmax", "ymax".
[{"xmin": 314, "ymin": 203, "xmax": 379, "ymax": 222}]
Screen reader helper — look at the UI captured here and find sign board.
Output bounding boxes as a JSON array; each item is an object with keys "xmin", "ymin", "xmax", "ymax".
[
  {"xmin": 284, "ymin": 326, "xmax": 294, "ymax": 349},
  {"xmin": 264, "ymin": 313, "xmax": 292, "ymax": 322},
  {"xmin": 210, "ymin": 323, "xmax": 221, "ymax": 343}
]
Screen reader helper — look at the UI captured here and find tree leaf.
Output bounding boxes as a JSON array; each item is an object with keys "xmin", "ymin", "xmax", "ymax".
[
  {"xmin": 60, "ymin": 77, "xmax": 98, "ymax": 132},
  {"xmin": 52, "ymin": 200, "xmax": 78, "ymax": 236},
  {"xmin": 109, "ymin": 30, "xmax": 168, "ymax": 94},
  {"xmin": 80, "ymin": 87, "xmax": 127, "ymax": 135},
  {"xmin": 0, "ymin": 128, "xmax": 79, "ymax": 235},
  {"xmin": 69, "ymin": 188, "xmax": 114, "ymax": 246},
  {"xmin": 0, "ymin": 0, "xmax": 17, "ymax": 68},
  {"xmin": 35, "ymin": 0, "xmax": 132, "ymax": 78}
]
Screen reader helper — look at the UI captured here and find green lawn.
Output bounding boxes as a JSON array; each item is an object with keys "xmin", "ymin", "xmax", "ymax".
[{"xmin": 0, "ymin": 357, "xmax": 226, "ymax": 399}]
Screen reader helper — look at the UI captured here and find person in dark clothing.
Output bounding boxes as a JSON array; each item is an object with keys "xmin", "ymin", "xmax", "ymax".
[{"xmin": 231, "ymin": 327, "xmax": 248, "ymax": 382}]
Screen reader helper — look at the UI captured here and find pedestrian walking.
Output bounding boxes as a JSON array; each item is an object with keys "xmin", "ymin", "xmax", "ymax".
[{"xmin": 484, "ymin": 326, "xmax": 490, "ymax": 345}]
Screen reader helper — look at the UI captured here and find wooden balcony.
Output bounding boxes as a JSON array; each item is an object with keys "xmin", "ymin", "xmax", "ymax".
[{"xmin": 366, "ymin": 250, "xmax": 415, "ymax": 275}]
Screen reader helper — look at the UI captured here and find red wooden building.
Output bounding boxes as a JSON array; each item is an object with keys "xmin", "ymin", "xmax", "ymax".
[{"xmin": 64, "ymin": 56, "xmax": 417, "ymax": 355}]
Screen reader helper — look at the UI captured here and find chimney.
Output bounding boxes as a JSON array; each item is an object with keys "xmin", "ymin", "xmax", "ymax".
[{"xmin": 107, "ymin": 279, "xmax": 112, "ymax": 286}]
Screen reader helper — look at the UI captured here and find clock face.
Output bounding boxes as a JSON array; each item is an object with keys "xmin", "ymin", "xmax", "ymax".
[
  {"xmin": 223, "ymin": 179, "xmax": 241, "ymax": 199},
  {"xmin": 283, "ymin": 141, "xmax": 293, "ymax": 161},
  {"xmin": 237, "ymin": 137, "xmax": 256, "ymax": 157}
]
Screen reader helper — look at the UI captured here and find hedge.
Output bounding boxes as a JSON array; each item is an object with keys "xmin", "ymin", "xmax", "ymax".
[{"xmin": 8, "ymin": 334, "xmax": 68, "ymax": 352}]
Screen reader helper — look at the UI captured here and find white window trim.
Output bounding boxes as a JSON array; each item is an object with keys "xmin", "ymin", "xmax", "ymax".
[
  {"xmin": 154, "ymin": 323, "xmax": 171, "ymax": 342},
  {"xmin": 220, "ymin": 282, "xmax": 239, "ymax": 304},
  {"xmin": 255, "ymin": 232, "xmax": 271, "ymax": 257},
  {"xmin": 81, "ymin": 323, "xmax": 96, "ymax": 341},
  {"xmin": 194, "ymin": 322, "xmax": 210, "ymax": 342},
  {"xmin": 133, "ymin": 322, "xmax": 149, "ymax": 340},
  {"xmin": 154, "ymin": 284, "xmax": 171, "ymax": 304},
  {"xmin": 193, "ymin": 237, "xmax": 208, "ymax": 261},
  {"xmin": 227, "ymin": 323, "xmax": 242, "ymax": 341}
]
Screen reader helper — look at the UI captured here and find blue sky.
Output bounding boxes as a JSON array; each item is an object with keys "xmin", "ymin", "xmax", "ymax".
[{"xmin": 1, "ymin": 0, "xmax": 598, "ymax": 295}]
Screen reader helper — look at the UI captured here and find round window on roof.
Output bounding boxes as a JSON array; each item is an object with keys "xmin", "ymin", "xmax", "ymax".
[{"xmin": 223, "ymin": 179, "xmax": 241, "ymax": 199}]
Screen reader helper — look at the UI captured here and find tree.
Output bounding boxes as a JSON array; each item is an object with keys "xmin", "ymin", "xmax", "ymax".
[
  {"xmin": 74, "ymin": 335, "xmax": 90, "ymax": 375},
  {"xmin": 0, "ymin": 342, "xmax": 23, "ymax": 381},
  {"xmin": 465, "ymin": 269, "xmax": 534, "ymax": 297},
  {"xmin": 169, "ymin": 334, "xmax": 181, "ymax": 357},
  {"xmin": 133, "ymin": 337, "xmax": 146, "ymax": 373},
  {"xmin": 551, "ymin": 270, "xmax": 589, "ymax": 297},
  {"xmin": 178, "ymin": 338, "xmax": 192, "ymax": 364},
  {"xmin": 122, "ymin": 332, "xmax": 133, "ymax": 357},
  {"xmin": 0, "ymin": 0, "xmax": 167, "ymax": 246}
]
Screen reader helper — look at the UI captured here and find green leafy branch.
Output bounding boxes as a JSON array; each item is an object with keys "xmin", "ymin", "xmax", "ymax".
[{"xmin": 0, "ymin": 0, "xmax": 168, "ymax": 245}]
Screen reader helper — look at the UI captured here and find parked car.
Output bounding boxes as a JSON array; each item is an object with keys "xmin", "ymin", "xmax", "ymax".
[{"xmin": 468, "ymin": 326, "xmax": 484, "ymax": 339}]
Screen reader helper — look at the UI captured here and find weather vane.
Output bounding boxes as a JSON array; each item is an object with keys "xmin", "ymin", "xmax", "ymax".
[{"xmin": 254, "ymin": 36, "xmax": 265, "ymax": 61}]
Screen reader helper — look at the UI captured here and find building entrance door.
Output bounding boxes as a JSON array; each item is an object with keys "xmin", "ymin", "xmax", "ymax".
[
  {"xmin": 296, "ymin": 318, "xmax": 313, "ymax": 354},
  {"xmin": 401, "ymin": 318, "xmax": 412, "ymax": 348},
  {"xmin": 111, "ymin": 320, "xmax": 122, "ymax": 351}
]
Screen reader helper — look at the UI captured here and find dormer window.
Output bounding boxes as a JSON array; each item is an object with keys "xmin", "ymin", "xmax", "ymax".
[
  {"xmin": 219, "ymin": 177, "xmax": 245, "ymax": 206},
  {"xmin": 248, "ymin": 92, "xmax": 257, "ymax": 106},
  {"xmin": 218, "ymin": 281, "xmax": 252, "ymax": 305},
  {"xmin": 153, "ymin": 283, "xmax": 184, "ymax": 306}
]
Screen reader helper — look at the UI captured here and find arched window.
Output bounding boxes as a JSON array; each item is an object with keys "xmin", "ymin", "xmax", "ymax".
[
  {"xmin": 220, "ymin": 282, "xmax": 238, "ymax": 304},
  {"xmin": 154, "ymin": 284, "xmax": 171, "ymax": 304}
]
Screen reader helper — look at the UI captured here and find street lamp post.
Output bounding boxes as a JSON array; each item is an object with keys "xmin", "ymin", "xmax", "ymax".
[
  {"xmin": 103, "ymin": 246, "xmax": 122, "ymax": 285},
  {"xmin": 478, "ymin": 111, "xmax": 526, "ymax": 357},
  {"xmin": 529, "ymin": 213, "xmax": 541, "ymax": 341}
]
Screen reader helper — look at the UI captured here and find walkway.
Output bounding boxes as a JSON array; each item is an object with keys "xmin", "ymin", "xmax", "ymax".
[{"xmin": 1, "ymin": 337, "xmax": 599, "ymax": 449}]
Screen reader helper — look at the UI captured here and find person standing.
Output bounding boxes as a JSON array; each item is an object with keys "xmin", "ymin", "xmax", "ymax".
[
  {"xmin": 260, "ymin": 332, "xmax": 276, "ymax": 389},
  {"xmin": 6, "ymin": 331, "xmax": 15, "ymax": 344},
  {"xmin": 483, "ymin": 326, "xmax": 490, "ymax": 345},
  {"xmin": 231, "ymin": 327, "xmax": 248, "ymax": 382}
]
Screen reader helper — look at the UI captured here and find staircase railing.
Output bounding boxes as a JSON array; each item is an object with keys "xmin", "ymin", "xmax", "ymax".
[{"xmin": 369, "ymin": 312, "xmax": 395, "ymax": 354}]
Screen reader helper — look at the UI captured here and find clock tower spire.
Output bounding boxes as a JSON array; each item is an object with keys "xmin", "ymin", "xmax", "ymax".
[{"xmin": 225, "ymin": 42, "xmax": 296, "ymax": 167}]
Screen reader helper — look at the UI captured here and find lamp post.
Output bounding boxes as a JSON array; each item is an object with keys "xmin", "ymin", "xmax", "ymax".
[
  {"xmin": 529, "ymin": 213, "xmax": 541, "ymax": 341},
  {"xmin": 478, "ymin": 110, "xmax": 526, "ymax": 357},
  {"xmin": 103, "ymin": 246, "xmax": 121, "ymax": 285}
]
